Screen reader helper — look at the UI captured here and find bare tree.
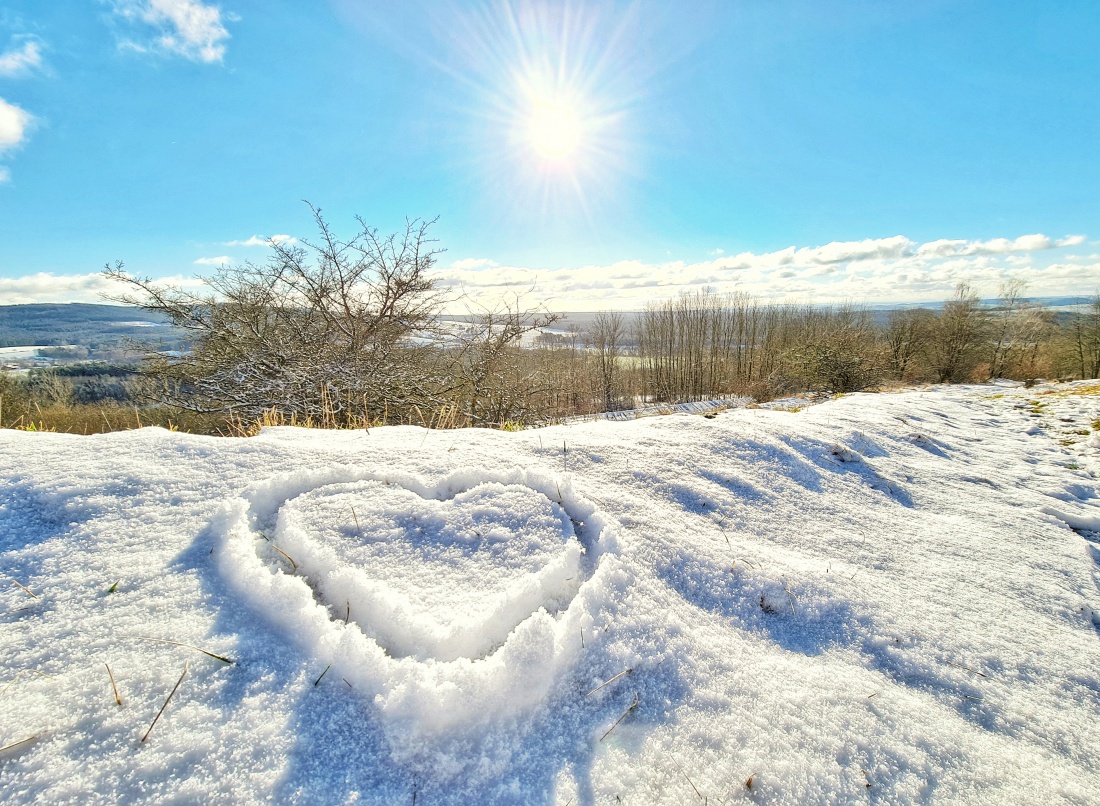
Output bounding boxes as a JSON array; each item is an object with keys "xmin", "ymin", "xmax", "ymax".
[
  {"xmin": 1068, "ymin": 293, "xmax": 1100, "ymax": 379},
  {"xmin": 588, "ymin": 311, "xmax": 626, "ymax": 412},
  {"xmin": 104, "ymin": 205, "xmax": 448, "ymax": 424},
  {"xmin": 885, "ymin": 308, "xmax": 934, "ymax": 381},
  {"xmin": 926, "ymin": 283, "xmax": 985, "ymax": 383},
  {"xmin": 987, "ymin": 279, "xmax": 1027, "ymax": 379}
]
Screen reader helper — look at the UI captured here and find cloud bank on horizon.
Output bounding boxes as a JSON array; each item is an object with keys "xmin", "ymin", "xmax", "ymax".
[
  {"xmin": 430, "ymin": 232, "xmax": 1097, "ymax": 311},
  {"xmin": 3, "ymin": 231, "xmax": 1094, "ymax": 309}
]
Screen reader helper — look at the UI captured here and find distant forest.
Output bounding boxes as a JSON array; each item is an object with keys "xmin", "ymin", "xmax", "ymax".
[{"xmin": 0, "ymin": 303, "xmax": 186, "ymax": 353}]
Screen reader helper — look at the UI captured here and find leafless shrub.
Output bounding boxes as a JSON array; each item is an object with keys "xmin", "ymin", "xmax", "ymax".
[{"xmin": 104, "ymin": 205, "xmax": 450, "ymax": 425}]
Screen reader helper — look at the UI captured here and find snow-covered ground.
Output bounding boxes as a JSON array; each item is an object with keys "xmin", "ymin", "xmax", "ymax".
[
  {"xmin": 0, "ymin": 347, "xmax": 48, "ymax": 361},
  {"xmin": 2, "ymin": 381, "xmax": 1099, "ymax": 804}
]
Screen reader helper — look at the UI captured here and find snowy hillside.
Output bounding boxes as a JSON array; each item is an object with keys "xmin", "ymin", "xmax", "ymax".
[{"xmin": 2, "ymin": 382, "xmax": 1099, "ymax": 804}]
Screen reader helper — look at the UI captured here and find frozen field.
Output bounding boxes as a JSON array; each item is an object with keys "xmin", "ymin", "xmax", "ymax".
[{"xmin": 1, "ymin": 381, "xmax": 1098, "ymax": 804}]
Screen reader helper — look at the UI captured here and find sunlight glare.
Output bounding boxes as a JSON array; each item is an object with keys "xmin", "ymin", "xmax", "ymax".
[{"xmin": 527, "ymin": 99, "xmax": 583, "ymax": 162}]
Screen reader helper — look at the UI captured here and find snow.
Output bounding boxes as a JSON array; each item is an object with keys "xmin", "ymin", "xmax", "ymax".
[
  {"xmin": 2, "ymin": 381, "xmax": 1099, "ymax": 804},
  {"xmin": 0, "ymin": 347, "xmax": 48, "ymax": 360}
]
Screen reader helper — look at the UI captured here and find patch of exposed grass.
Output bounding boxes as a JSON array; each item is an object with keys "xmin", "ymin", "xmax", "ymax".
[
  {"xmin": 1038, "ymin": 382, "xmax": 1100, "ymax": 399},
  {"xmin": 0, "ymin": 397, "xmax": 482, "ymax": 437},
  {"xmin": 0, "ymin": 399, "xmax": 223, "ymax": 435}
]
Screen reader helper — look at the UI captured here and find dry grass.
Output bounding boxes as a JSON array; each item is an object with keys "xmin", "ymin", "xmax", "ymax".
[
  {"xmin": 220, "ymin": 400, "xmax": 474, "ymax": 437},
  {"xmin": 132, "ymin": 637, "xmax": 234, "ymax": 665},
  {"xmin": 0, "ymin": 396, "xmax": 480, "ymax": 438},
  {"xmin": 141, "ymin": 662, "xmax": 188, "ymax": 743},
  {"xmin": 0, "ymin": 399, "xmax": 223, "ymax": 435},
  {"xmin": 1037, "ymin": 380, "xmax": 1100, "ymax": 398},
  {"xmin": 105, "ymin": 663, "xmax": 122, "ymax": 706}
]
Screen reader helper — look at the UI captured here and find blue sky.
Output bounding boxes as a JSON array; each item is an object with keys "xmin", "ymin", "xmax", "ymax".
[{"xmin": 0, "ymin": 0, "xmax": 1097, "ymax": 310}]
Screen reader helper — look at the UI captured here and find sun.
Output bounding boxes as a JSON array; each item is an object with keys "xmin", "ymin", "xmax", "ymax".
[
  {"xmin": 527, "ymin": 98, "xmax": 583, "ymax": 162},
  {"xmin": 429, "ymin": 0, "xmax": 645, "ymax": 217}
]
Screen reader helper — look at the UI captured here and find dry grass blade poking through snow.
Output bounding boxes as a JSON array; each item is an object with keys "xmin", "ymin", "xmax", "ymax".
[
  {"xmin": 587, "ymin": 668, "xmax": 633, "ymax": 696},
  {"xmin": 600, "ymin": 692, "xmax": 640, "ymax": 742},
  {"xmin": 141, "ymin": 662, "xmax": 189, "ymax": 743},
  {"xmin": 9, "ymin": 578, "xmax": 37, "ymax": 598},
  {"xmin": 0, "ymin": 736, "xmax": 40, "ymax": 756},
  {"xmin": 131, "ymin": 637, "xmax": 234, "ymax": 665},
  {"xmin": 105, "ymin": 663, "xmax": 122, "ymax": 706}
]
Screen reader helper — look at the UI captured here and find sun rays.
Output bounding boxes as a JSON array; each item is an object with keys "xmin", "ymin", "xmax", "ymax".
[{"xmin": 424, "ymin": 1, "xmax": 644, "ymax": 224}]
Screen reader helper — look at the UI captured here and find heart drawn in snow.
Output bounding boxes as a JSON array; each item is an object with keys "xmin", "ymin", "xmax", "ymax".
[{"xmin": 214, "ymin": 466, "xmax": 626, "ymax": 737}]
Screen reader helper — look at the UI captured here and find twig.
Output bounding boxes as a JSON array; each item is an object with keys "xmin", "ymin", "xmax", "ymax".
[
  {"xmin": 106, "ymin": 663, "xmax": 122, "ymax": 705},
  {"xmin": 132, "ymin": 637, "xmax": 234, "ymax": 664},
  {"xmin": 944, "ymin": 660, "xmax": 987, "ymax": 678},
  {"xmin": 587, "ymin": 668, "xmax": 633, "ymax": 696},
  {"xmin": 141, "ymin": 661, "xmax": 188, "ymax": 743},
  {"xmin": 345, "ymin": 602, "xmax": 351, "ymax": 625},
  {"xmin": 599, "ymin": 692, "xmax": 639, "ymax": 742},
  {"xmin": 314, "ymin": 664, "xmax": 332, "ymax": 686},
  {"xmin": 351, "ymin": 506, "xmax": 361, "ymax": 533},
  {"xmin": 9, "ymin": 579, "xmax": 37, "ymax": 598},
  {"xmin": 675, "ymin": 761, "xmax": 705, "ymax": 800},
  {"xmin": 0, "ymin": 736, "xmax": 39, "ymax": 754}
]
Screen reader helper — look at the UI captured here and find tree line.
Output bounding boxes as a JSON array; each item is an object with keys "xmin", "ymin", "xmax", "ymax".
[{"xmin": 559, "ymin": 283, "xmax": 1099, "ymax": 416}]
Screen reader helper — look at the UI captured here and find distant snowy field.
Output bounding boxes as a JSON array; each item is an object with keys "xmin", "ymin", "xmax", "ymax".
[{"xmin": 2, "ymin": 382, "xmax": 1099, "ymax": 804}]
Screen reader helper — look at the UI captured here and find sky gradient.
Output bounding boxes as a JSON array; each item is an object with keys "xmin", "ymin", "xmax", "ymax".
[{"xmin": 0, "ymin": 1, "xmax": 1097, "ymax": 311}]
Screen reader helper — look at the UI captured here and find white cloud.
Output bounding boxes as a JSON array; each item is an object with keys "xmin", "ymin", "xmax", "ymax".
[
  {"xmin": 223, "ymin": 234, "xmax": 296, "ymax": 247},
  {"xmin": 0, "ymin": 272, "xmax": 126, "ymax": 304},
  {"xmin": 706, "ymin": 235, "xmax": 914, "ymax": 273},
  {"xmin": 111, "ymin": 0, "xmax": 231, "ymax": 64},
  {"xmin": 194, "ymin": 255, "xmax": 231, "ymax": 265},
  {"xmin": 0, "ymin": 39, "xmax": 43, "ymax": 77},
  {"xmin": 0, "ymin": 166, "xmax": 10, "ymax": 184},
  {"xmin": 0, "ymin": 271, "xmax": 212, "ymax": 304},
  {"xmin": 450, "ymin": 258, "xmax": 499, "ymax": 270},
  {"xmin": 432, "ymin": 231, "xmax": 1096, "ymax": 311},
  {"xmin": 0, "ymin": 97, "xmax": 33, "ymax": 156},
  {"xmin": 916, "ymin": 233, "xmax": 1085, "ymax": 258},
  {"xmin": 794, "ymin": 235, "xmax": 914, "ymax": 265}
]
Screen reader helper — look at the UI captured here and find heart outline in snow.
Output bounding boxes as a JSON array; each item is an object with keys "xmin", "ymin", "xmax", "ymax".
[{"xmin": 213, "ymin": 465, "xmax": 627, "ymax": 736}]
